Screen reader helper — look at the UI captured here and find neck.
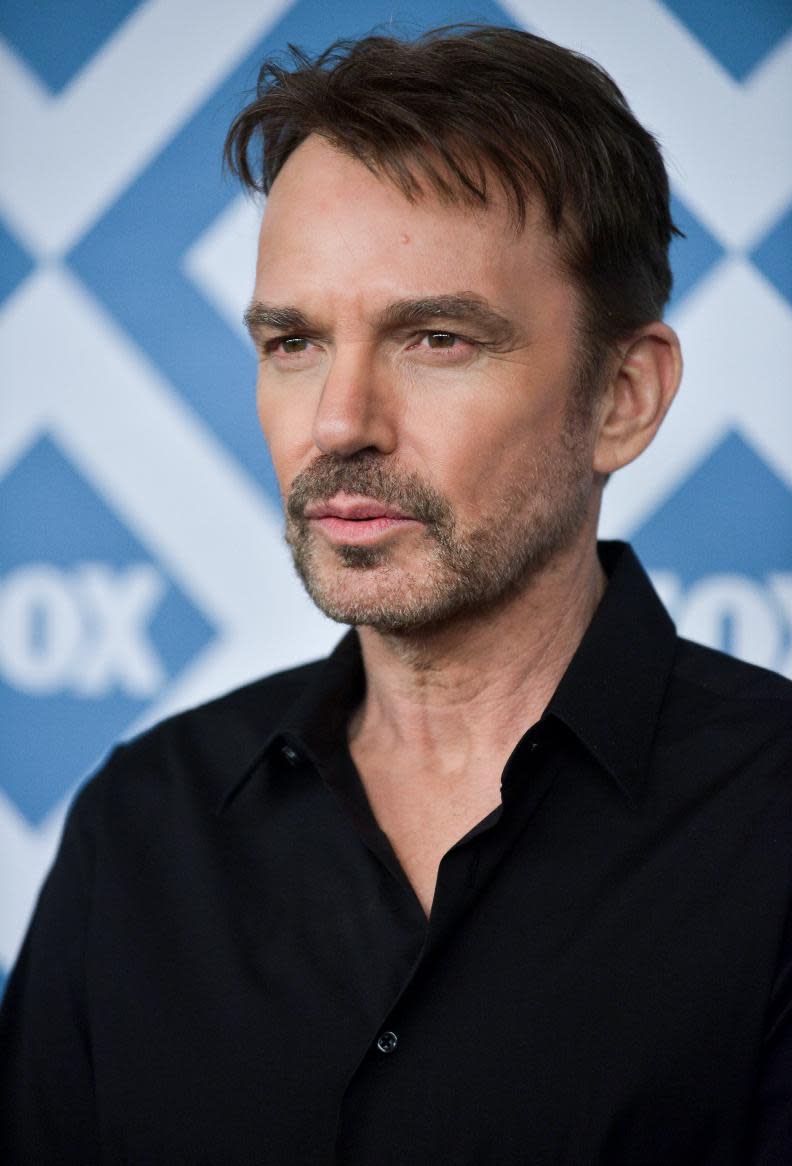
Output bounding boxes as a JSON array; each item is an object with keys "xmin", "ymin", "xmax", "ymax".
[{"xmin": 350, "ymin": 533, "xmax": 607, "ymax": 770}]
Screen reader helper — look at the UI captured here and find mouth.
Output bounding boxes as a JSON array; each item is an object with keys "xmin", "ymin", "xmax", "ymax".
[{"xmin": 302, "ymin": 493, "xmax": 421, "ymax": 544}]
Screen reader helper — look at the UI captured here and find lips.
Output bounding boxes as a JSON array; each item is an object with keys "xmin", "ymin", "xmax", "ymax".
[
  {"xmin": 301, "ymin": 493, "xmax": 419, "ymax": 545},
  {"xmin": 303, "ymin": 494, "xmax": 414, "ymax": 521}
]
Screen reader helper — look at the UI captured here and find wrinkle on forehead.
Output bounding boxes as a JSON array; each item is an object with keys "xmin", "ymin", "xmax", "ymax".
[{"xmin": 255, "ymin": 134, "xmax": 576, "ymax": 339}]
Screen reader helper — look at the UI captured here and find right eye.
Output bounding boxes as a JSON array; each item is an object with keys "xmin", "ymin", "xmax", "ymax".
[{"xmin": 267, "ymin": 337, "xmax": 311, "ymax": 355}]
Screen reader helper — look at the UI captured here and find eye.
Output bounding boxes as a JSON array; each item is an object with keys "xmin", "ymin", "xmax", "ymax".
[
  {"xmin": 425, "ymin": 331, "xmax": 459, "ymax": 349},
  {"xmin": 409, "ymin": 331, "xmax": 477, "ymax": 360},
  {"xmin": 268, "ymin": 336, "xmax": 310, "ymax": 354}
]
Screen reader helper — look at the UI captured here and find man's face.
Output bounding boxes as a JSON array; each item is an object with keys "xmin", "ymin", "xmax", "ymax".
[{"xmin": 250, "ymin": 136, "xmax": 602, "ymax": 632}]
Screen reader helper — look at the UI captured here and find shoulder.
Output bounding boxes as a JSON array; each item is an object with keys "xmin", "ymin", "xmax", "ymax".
[
  {"xmin": 129, "ymin": 653, "xmax": 326, "ymax": 757},
  {"xmin": 673, "ymin": 636, "xmax": 792, "ymax": 711},
  {"xmin": 139, "ymin": 656, "xmax": 326, "ymax": 754},
  {"xmin": 658, "ymin": 637, "xmax": 792, "ymax": 786},
  {"xmin": 69, "ymin": 653, "xmax": 333, "ymax": 830}
]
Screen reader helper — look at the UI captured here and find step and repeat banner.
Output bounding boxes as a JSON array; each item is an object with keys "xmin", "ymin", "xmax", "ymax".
[{"xmin": 1, "ymin": 0, "xmax": 791, "ymax": 991}]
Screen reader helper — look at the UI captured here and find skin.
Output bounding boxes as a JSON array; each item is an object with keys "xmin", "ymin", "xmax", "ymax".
[{"xmin": 249, "ymin": 135, "xmax": 682, "ymax": 916}]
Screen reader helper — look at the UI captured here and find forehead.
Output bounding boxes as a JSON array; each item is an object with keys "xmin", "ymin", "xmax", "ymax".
[{"xmin": 255, "ymin": 135, "xmax": 569, "ymax": 317}]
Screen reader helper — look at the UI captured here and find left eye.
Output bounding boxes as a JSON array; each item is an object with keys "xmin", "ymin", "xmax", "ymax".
[{"xmin": 424, "ymin": 332, "xmax": 459, "ymax": 349}]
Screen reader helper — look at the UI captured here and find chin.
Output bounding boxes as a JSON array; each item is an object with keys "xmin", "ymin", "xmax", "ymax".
[
  {"xmin": 300, "ymin": 560, "xmax": 431, "ymax": 630},
  {"xmin": 298, "ymin": 556, "xmax": 514, "ymax": 635}
]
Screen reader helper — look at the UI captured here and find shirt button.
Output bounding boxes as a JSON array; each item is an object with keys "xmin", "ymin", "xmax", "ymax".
[
  {"xmin": 281, "ymin": 744, "xmax": 300, "ymax": 767},
  {"xmin": 376, "ymin": 1030, "xmax": 398, "ymax": 1054}
]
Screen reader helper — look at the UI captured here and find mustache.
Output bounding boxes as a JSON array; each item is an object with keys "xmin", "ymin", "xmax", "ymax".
[{"xmin": 286, "ymin": 452, "xmax": 453, "ymax": 528}]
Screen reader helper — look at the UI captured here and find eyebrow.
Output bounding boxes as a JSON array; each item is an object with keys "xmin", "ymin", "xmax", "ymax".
[
  {"xmin": 378, "ymin": 295, "xmax": 516, "ymax": 344},
  {"xmin": 243, "ymin": 303, "xmax": 312, "ymax": 336},
  {"xmin": 243, "ymin": 294, "xmax": 517, "ymax": 345}
]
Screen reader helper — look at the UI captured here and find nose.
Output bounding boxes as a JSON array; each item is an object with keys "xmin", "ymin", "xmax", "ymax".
[{"xmin": 312, "ymin": 344, "xmax": 398, "ymax": 458}]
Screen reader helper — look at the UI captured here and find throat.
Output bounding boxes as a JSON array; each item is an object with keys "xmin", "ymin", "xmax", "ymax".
[{"xmin": 349, "ymin": 739, "xmax": 504, "ymax": 918}]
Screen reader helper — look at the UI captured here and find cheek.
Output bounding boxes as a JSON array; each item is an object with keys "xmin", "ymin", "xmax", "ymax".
[
  {"xmin": 256, "ymin": 379, "xmax": 315, "ymax": 486},
  {"xmin": 402, "ymin": 378, "xmax": 561, "ymax": 492},
  {"xmin": 255, "ymin": 377, "xmax": 268, "ymax": 432}
]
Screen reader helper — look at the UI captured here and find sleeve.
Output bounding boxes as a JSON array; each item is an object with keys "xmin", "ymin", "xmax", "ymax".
[
  {"xmin": 0, "ymin": 776, "xmax": 103, "ymax": 1166},
  {"xmin": 747, "ymin": 886, "xmax": 792, "ymax": 1164}
]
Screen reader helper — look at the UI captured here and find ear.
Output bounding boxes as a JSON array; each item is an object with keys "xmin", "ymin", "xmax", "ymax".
[{"xmin": 593, "ymin": 323, "xmax": 682, "ymax": 475}]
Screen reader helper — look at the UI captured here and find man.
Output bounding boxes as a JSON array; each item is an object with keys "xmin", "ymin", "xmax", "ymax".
[{"xmin": 1, "ymin": 25, "xmax": 791, "ymax": 1165}]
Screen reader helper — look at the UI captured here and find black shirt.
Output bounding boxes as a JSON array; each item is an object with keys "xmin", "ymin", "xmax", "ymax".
[{"xmin": 2, "ymin": 542, "xmax": 792, "ymax": 1165}]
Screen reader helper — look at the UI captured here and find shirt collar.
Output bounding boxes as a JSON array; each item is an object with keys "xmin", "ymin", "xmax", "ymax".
[
  {"xmin": 218, "ymin": 540, "xmax": 676, "ymax": 811},
  {"xmin": 215, "ymin": 631, "xmax": 364, "ymax": 814},
  {"xmin": 276, "ymin": 630, "xmax": 365, "ymax": 769},
  {"xmin": 544, "ymin": 541, "xmax": 677, "ymax": 803}
]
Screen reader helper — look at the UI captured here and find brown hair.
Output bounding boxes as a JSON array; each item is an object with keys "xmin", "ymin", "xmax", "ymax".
[{"xmin": 225, "ymin": 25, "xmax": 680, "ymax": 351}]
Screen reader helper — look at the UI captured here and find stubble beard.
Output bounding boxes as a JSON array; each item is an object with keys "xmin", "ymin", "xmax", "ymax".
[{"xmin": 284, "ymin": 420, "xmax": 594, "ymax": 635}]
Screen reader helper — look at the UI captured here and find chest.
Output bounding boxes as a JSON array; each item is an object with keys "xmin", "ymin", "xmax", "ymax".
[{"xmin": 90, "ymin": 764, "xmax": 784, "ymax": 1166}]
